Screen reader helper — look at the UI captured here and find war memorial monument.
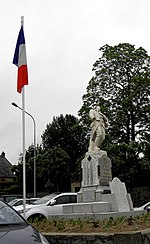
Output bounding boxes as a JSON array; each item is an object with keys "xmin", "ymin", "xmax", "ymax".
[{"xmin": 62, "ymin": 106, "xmax": 144, "ymax": 219}]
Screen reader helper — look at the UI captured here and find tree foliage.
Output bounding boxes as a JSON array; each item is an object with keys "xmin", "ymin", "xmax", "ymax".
[
  {"xmin": 36, "ymin": 147, "xmax": 71, "ymax": 192},
  {"xmin": 41, "ymin": 114, "xmax": 88, "ymax": 180},
  {"xmin": 79, "ymin": 43, "xmax": 150, "ymax": 144},
  {"xmin": 12, "ymin": 114, "xmax": 88, "ymax": 194},
  {"xmin": 79, "ymin": 43, "xmax": 150, "ymax": 187}
]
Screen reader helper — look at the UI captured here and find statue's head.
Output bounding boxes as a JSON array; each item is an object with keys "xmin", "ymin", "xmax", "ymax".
[{"xmin": 95, "ymin": 105, "xmax": 100, "ymax": 112}]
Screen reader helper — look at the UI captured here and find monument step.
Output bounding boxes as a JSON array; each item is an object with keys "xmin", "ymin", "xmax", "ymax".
[{"xmin": 63, "ymin": 201, "xmax": 111, "ymax": 214}]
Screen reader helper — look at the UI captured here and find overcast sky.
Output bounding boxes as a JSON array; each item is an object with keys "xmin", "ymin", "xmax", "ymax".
[{"xmin": 0, "ymin": 0, "xmax": 150, "ymax": 164}]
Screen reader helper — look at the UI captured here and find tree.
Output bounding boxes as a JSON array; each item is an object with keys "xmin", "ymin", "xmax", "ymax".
[
  {"xmin": 79, "ymin": 43, "xmax": 150, "ymax": 187},
  {"xmin": 12, "ymin": 115, "xmax": 87, "ymax": 194},
  {"xmin": 36, "ymin": 147, "xmax": 71, "ymax": 192},
  {"xmin": 79, "ymin": 43, "xmax": 150, "ymax": 143},
  {"xmin": 12, "ymin": 144, "xmax": 44, "ymax": 194},
  {"xmin": 41, "ymin": 114, "xmax": 88, "ymax": 182}
]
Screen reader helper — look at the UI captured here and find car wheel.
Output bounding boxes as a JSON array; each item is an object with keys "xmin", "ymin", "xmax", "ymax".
[{"xmin": 27, "ymin": 214, "xmax": 46, "ymax": 223}]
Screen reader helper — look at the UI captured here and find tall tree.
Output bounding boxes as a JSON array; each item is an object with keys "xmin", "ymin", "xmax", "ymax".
[
  {"xmin": 79, "ymin": 43, "xmax": 150, "ymax": 187},
  {"xmin": 36, "ymin": 147, "xmax": 71, "ymax": 192},
  {"xmin": 12, "ymin": 115, "xmax": 87, "ymax": 194},
  {"xmin": 42, "ymin": 114, "xmax": 88, "ymax": 182},
  {"xmin": 79, "ymin": 43, "xmax": 150, "ymax": 145}
]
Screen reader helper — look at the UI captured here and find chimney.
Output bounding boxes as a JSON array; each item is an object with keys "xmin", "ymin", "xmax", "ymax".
[{"xmin": 1, "ymin": 151, "xmax": 5, "ymax": 158}]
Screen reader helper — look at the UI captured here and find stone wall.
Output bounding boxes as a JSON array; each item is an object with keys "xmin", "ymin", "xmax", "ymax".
[{"xmin": 43, "ymin": 229, "xmax": 150, "ymax": 244}]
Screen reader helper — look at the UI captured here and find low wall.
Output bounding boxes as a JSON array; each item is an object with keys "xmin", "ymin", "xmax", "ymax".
[{"xmin": 43, "ymin": 229, "xmax": 150, "ymax": 244}]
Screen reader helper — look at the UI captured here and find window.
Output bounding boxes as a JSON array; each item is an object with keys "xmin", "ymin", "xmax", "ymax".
[
  {"xmin": 55, "ymin": 195, "xmax": 77, "ymax": 205},
  {"xmin": 55, "ymin": 196, "xmax": 70, "ymax": 205},
  {"xmin": 15, "ymin": 200, "xmax": 22, "ymax": 207},
  {"xmin": 69, "ymin": 195, "xmax": 77, "ymax": 203}
]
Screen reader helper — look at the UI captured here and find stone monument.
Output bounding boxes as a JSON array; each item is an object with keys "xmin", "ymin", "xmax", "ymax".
[
  {"xmin": 62, "ymin": 105, "xmax": 137, "ymax": 217},
  {"xmin": 77, "ymin": 106, "xmax": 112, "ymax": 203}
]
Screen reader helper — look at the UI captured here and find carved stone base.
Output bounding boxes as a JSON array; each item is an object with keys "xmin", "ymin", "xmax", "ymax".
[
  {"xmin": 77, "ymin": 150, "xmax": 112, "ymax": 203},
  {"xmin": 81, "ymin": 150, "xmax": 112, "ymax": 187}
]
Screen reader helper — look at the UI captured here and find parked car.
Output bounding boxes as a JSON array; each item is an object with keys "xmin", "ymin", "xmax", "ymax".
[
  {"xmin": 0, "ymin": 200, "xmax": 49, "ymax": 244},
  {"xmin": 15, "ymin": 192, "xmax": 77, "ymax": 221},
  {"xmin": 0, "ymin": 194, "xmax": 23, "ymax": 203},
  {"xmin": 134, "ymin": 202, "xmax": 150, "ymax": 212},
  {"xmin": 8, "ymin": 198, "xmax": 39, "ymax": 207},
  {"xmin": 14, "ymin": 192, "xmax": 60, "ymax": 211}
]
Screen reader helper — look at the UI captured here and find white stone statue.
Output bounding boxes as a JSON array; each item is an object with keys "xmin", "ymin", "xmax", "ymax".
[{"xmin": 88, "ymin": 106, "xmax": 108, "ymax": 152}]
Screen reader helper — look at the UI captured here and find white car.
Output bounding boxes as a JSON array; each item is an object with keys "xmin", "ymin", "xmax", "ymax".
[
  {"xmin": 14, "ymin": 192, "xmax": 77, "ymax": 221},
  {"xmin": 8, "ymin": 198, "xmax": 39, "ymax": 207},
  {"xmin": 134, "ymin": 202, "xmax": 150, "ymax": 212}
]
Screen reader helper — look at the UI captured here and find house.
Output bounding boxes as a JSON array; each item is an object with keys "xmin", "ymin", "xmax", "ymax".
[{"xmin": 0, "ymin": 151, "xmax": 16, "ymax": 189}]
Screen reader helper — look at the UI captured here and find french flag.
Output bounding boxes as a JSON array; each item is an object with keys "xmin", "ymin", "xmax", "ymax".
[{"xmin": 13, "ymin": 26, "xmax": 28, "ymax": 93}]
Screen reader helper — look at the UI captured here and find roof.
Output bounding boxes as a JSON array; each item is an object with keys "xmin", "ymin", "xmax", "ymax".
[{"xmin": 0, "ymin": 152, "xmax": 15, "ymax": 178}]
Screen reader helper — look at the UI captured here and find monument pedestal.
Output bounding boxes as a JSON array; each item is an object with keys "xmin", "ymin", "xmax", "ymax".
[
  {"xmin": 77, "ymin": 150, "xmax": 112, "ymax": 203},
  {"xmin": 62, "ymin": 150, "xmax": 135, "ymax": 216}
]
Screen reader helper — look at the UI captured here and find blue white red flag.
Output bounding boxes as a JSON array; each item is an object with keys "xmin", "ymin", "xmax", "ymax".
[{"xmin": 13, "ymin": 26, "xmax": 28, "ymax": 93}]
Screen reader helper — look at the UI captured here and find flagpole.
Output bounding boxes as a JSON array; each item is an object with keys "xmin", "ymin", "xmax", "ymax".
[
  {"xmin": 21, "ymin": 16, "xmax": 26, "ymax": 219},
  {"xmin": 13, "ymin": 16, "xmax": 28, "ymax": 218}
]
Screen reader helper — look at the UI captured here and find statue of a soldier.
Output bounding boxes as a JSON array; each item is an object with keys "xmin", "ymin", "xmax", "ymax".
[{"xmin": 88, "ymin": 106, "xmax": 108, "ymax": 152}]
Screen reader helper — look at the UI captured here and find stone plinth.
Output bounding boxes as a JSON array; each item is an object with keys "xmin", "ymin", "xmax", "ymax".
[
  {"xmin": 63, "ymin": 149, "xmax": 134, "ymax": 217},
  {"xmin": 81, "ymin": 150, "xmax": 112, "ymax": 187},
  {"xmin": 63, "ymin": 201, "xmax": 111, "ymax": 214},
  {"xmin": 77, "ymin": 150, "xmax": 112, "ymax": 203}
]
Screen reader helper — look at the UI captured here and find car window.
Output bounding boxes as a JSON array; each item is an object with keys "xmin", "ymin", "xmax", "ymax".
[
  {"xmin": 54, "ymin": 195, "xmax": 76, "ymax": 205},
  {"xmin": 14, "ymin": 200, "xmax": 22, "ymax": 207},
  {"xmin": 29, "ymin": 199, "xmax": 38, "ymax": 204},
  {"xmin": 0, "ymin": 202, "xmax": 25, "ymax": 224},
  {"xmin": 69, "ymin": 195, "xmax": 77, "ymax": 203},
  {"xmin": 8, "ymin": 199, "xmax": 18, "ymax": 206},
  {"xmin": 55, "ymin": 195, "xmax": 77, "ymax": 205},
  {"xmin": 55, "ymin": 195, "xmax": 70, "ymax": 205},
  {"xmin": 33, "ymin": 193, "xmax": 58, "ymax": 205}
]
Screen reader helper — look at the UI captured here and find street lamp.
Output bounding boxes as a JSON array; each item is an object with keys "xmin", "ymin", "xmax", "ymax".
[{"xmin": 12, "ymin": 102, "xmax": 36, "ymax": 197}]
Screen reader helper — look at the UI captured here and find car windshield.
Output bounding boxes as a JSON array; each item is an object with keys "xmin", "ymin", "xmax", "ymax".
[
  {"xmin": 144, "ymin": 203, "xmax": 150, "ymax": 210},
  {"xmin": 32, "ymin": 193, "xmax": 59, "ymax": 205},
  {"xmin": 7, "ymin": 199, "xmax": 18, "ymax": 206},
  {"xmin": 0, "ymin": 201, "xmax": 25, "ymax": 225}
]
